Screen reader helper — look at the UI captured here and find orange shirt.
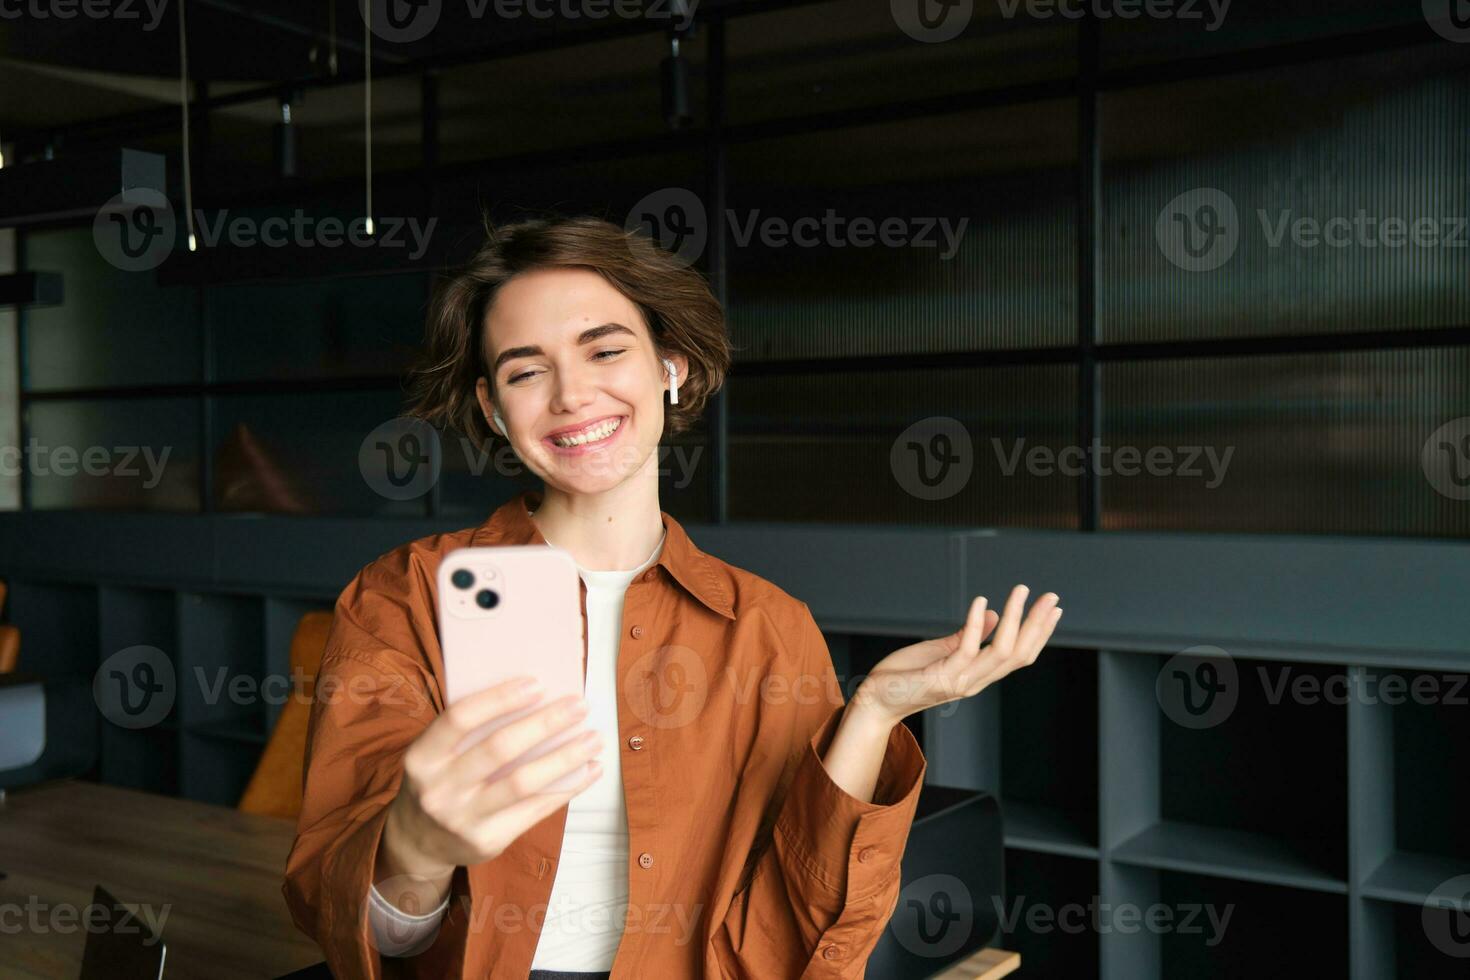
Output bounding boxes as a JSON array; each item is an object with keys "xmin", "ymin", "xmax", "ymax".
[{"xmin": 283, "ymin": 488, "xmax": 926, "ymax": 979}]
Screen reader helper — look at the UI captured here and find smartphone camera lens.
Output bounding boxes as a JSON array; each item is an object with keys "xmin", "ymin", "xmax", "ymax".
[
  {"xmin": 451, "ymin": 569, "xmax": 474, "ymax": 590},
  {"xmin": 476, "ymin": 589, "xmax": 500, "ymax": 609}
]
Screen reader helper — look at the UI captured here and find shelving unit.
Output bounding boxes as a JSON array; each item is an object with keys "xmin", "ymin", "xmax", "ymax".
[{"xmin": 3, "ymin": 569, "xmax": 334, "ymax": 810}]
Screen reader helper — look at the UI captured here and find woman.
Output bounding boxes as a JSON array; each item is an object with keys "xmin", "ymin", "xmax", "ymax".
[{"xmin": 282, "ymin": 215, "xmax": 1062, "ymax": 980}]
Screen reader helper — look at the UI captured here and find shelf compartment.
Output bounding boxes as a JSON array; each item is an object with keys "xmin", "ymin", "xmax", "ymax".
[
  {"xmin": 1364, "ymin": 851, "xmax": 1470, "ymax": 908},
  {"xmin": 1156, "ymin": 655, "xmax": 1349, "ymax": 882},
  {"xmin": 1113, "ymin": 820, "xmax": 1346, "ymax": 894},
  {"xmin": 1001, "ymin": 800, "xmax": 1099, "ymax": 859},
  {"xmin": 7, "ymin": 580, "xmax": 98, "ymax": 677},
  {"xmin": 1389, "ymin": 670, "xmax": 1470, "ymax": 863},
  {"xmin": 1158, "ymin": 870, "xmax": 1347, "ymax": 979},
  {"xmin": 1000, "ymin": 646, "xmax": 1098, "ymax": 852},
  {"xmin": 1359, "ymin": 898, "xmax": 1470, "ymax": 980},
  {"xmin": 176, "ymin": 592, "xmax": 265, "ymax": 729},
  {"xmin": 186, "ymin": 716, "xmax": 269, "ymax": 745},
  {"xmin": 97, "ymin": 586, "xmax": 180, "ymax": 736},
  {"xmin": 1000, "ymin": 850, "xmax": 1100, "ymax": 980},
  {"xmin": 179, "ymin": 730, "xmax": 265, "ymax": 808},
  {"xmin": 95, "ymin": 725, "xmax": 179, "ymax": 796}
]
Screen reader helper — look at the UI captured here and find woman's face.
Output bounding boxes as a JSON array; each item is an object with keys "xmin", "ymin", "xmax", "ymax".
[{"xmin": 475, "ymin": 266, "xmax": 686, "ymax": 496}]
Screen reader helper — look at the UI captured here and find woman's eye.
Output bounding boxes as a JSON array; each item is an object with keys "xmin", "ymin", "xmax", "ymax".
[
  {"xmin": 594, "ymin": 349, "xmax": 626, "ymax": 361},
  {"xmin": 508, "ymin": 370, "xmax": 538, "ymax": 384}
]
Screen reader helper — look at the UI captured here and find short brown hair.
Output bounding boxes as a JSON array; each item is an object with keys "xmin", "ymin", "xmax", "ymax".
[{"xmin": 405, "ymin": 214, "xmax": 731, "ymax": 452}]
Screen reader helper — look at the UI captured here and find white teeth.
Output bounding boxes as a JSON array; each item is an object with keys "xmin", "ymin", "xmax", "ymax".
[{"xmin": 550, "ymin": 417, "xmax": 622, "ymax": 448}]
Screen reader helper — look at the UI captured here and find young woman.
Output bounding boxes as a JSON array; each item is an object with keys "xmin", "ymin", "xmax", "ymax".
[{"xmin": 283, "ymin": 216, "xmax": 1062, "ymax": 980}]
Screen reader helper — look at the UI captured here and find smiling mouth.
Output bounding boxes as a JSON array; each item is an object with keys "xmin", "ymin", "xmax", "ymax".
[{"xmin": 546, "ymin": 416, "xmax": 624, "ymax": 449}]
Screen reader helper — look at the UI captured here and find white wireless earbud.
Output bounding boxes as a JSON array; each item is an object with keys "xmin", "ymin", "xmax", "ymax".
[
  {"xmin": 492, "ymin": 408, "xmax": 507, "ymax": 435},
  {"xmin": 662, "ymin": 357, "xmax": 680, "ymax": 405}
]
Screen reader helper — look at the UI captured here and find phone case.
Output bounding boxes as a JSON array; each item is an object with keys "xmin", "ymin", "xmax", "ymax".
[{"xmin": 437, "ymin": 544, "xmax": 587, "ymax": 793}]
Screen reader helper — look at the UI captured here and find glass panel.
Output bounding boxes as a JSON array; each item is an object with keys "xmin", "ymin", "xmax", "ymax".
[
  {"xmin": 1100, "ymin": 0, "xmax": 1425, "ymax": 71},
  {"xmin": 210, "ymin": 273, "xmax": 428, "ymax": 382},
  {"xmin": 27, "ymin": 398, "xmax": 200, "ymax": 511},
  {"xmin": 1102, "ymin": 44, "xmax": 1470, "ymax": 342},
  {"xmin": 728, "ymin": 365, "xmax": 1077, "ymax": 527},
  {"xmin": 434, "ymin": 148, "xmax": 708, "ymax": 261},
  {"xmin": 727, "ymin": 101, "xmax": 1078, "ymax": 360},
  {"xmin": 211, "ymin": 389, "xmax": 415, "ymax": 516},
  {"xmin": 205, "ymin": 81, "xmax": 423, "ymax": 190},
  {"xmin": 1101, "ymin": 348, "xmax": 1470, "ymax": 537},
  {"xmin": 23, "ymin": 226, "xmax": 200, "ymax": 391},
  {"xmin": 437, "ymin": 30, "xmax": 705, "ymax": 164},
  {"xmin": 727, "ymin": 1, "xmax": 1076, "ymax": 125}
]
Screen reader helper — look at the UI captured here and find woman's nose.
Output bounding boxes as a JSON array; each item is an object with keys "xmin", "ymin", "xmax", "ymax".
[{"xmin": 549, "ymin": 368, "xmax": 597, "ymax": 413}]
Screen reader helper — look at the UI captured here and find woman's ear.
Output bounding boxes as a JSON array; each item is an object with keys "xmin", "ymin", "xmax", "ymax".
[{"xmin": 475, "ymin": 377, "xmax": 501, "ymax": 437}]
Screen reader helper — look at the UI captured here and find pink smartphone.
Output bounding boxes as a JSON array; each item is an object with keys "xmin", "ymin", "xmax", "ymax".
[{"xmin": 437, "ymin": 544, "xmax": 587, "ymax": 794}]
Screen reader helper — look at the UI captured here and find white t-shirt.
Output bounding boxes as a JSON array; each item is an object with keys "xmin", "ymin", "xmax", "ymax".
[{"xmin": 369, "ymin": 531, "xmax": 664, "ymax": 965}]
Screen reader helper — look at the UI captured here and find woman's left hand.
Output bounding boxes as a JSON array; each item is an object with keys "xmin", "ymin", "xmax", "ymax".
[{"xmin": 852, "ymin": 585, "xmax": 1063, "ymax": 727}]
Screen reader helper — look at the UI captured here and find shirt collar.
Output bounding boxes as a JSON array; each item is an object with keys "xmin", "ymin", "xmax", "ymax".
[{"xmin": 471, "ymin": 488, "xmax": 736, "ymax": 620}]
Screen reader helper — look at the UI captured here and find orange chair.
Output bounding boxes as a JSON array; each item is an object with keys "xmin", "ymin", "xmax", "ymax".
[
  {"xmin": 238, "ymin": 611, "xmax": 333, "ymax": 820},
  {"xmin": 0, "ymin": 579, "xmax": 16, "ymax": 674}
]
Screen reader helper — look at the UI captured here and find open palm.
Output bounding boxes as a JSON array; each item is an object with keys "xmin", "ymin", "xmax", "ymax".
[{"xmin": 855, "ymin": 585, "xmax": 1063, "ymax": 724}]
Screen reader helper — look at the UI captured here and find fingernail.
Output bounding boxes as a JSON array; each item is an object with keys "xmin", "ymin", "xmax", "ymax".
[{"xmin": 517, "ymin": 678, "xmax": 543, "ymax": 694}]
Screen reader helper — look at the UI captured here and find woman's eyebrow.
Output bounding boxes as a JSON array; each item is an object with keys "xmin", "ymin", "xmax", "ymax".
[{"xmin": 492, "ymin": 322, "xmax": 637, "ymax": 374}]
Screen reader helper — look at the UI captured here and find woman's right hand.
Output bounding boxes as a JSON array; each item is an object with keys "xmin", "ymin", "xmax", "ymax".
[{"xmin": 372, "ymin": 677, "xmax": 604, "ymax": 912}]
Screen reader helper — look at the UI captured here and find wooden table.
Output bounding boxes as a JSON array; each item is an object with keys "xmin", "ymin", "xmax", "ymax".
[
  {"xmin": 931, "ymin": 947, "xmax": 1022, "ymax": 980},
  {"xmin": 0, "ymin": 780, "xmax": 321, "ymax": 980}
]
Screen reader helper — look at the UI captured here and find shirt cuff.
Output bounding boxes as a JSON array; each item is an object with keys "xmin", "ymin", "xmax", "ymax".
[
  {"xmin": 368, "ymin": 880, "xmax": 451, "ymax": 958},
  {"xmin": 774, "ymin": 705, "xmax": 927, "ymax": 905}
]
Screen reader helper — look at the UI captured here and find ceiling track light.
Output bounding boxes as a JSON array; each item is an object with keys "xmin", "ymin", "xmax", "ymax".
[
  {"xmin": 660, "ymin": 1, "xmax": 696, "ymax": 131},
  {"xmin": 178, "ymin": 0, "xmax": 197, "ymax": 251},
  {"xmin": 275, "ymin": 90, "xmax": 302, "ymax": 179},
  {"xmin": 364, "ymin": 0, "xmax": 374, "ymax": 237}
]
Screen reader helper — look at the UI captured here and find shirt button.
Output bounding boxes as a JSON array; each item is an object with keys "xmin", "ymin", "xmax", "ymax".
[
  {"xmin": 628, "ymin": 735, "xmax": 645, "ymax": 750},
  {"xmin": 822, "ymin": 944, "xmax": 843, "ymax": 960},
  {"xmin": 858, "ymin": 846, "xmax": 876, "ymax": 863},
  {"xmin": 638, "ymin": 852, "xmax": 654, "ymax": 869},
  {"xmin": 630, "ymin": 625, "xmax": 644, "ymax": 639}
]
